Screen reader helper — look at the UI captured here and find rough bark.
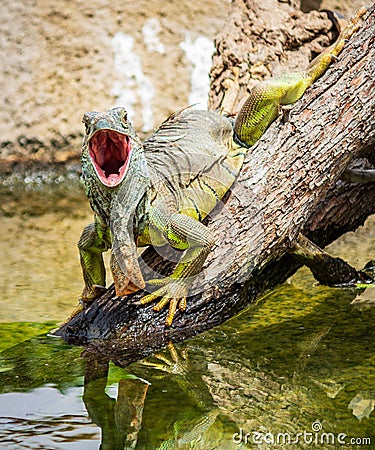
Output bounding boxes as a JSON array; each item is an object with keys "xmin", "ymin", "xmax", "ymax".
[
  {"xmin": 208, "ymin": 0, "xmax": 340, "ymax": 113},
  {"xmin": 56, "ymin": 1, "xmax": 375, "ymax": 361}
]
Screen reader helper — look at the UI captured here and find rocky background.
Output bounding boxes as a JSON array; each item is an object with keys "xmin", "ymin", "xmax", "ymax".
[{"xmin": 0, "ymin": 0, "xmax": 364, "ymax": 173}]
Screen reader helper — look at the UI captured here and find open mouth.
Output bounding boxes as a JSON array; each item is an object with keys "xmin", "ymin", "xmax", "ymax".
[{"xmin": 89, "ymin": 129, "xmax": 131, "ymax": 187}]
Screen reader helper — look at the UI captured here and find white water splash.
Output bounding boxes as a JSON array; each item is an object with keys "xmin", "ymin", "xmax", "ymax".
[
  {"xmin": 142, "ymin": 18, "xmax": 165, "ymax": 54},
  {"xmin": 111, "ymin": 32, "xmax": 154, "ymax": 131},
  {"xmin": 180, "ymin": 34, "xmax": 215, "ymax": 108}
]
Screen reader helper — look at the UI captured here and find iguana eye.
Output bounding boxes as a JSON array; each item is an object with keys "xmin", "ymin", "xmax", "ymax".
[{"xmin": 121, "ymin": 110, "xmax": 128, "ymax": 124}]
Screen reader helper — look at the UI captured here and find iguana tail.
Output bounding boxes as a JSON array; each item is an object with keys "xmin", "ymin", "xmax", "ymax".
[{"xmin": 234, "ymin": 7, "xmax": 367, "ymax": 147}]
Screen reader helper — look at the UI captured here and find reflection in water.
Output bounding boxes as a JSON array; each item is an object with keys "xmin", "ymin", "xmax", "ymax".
[
  {"xmin": 83, "ymin": 359, "xmax": 149, "ymax": 449},
  {"xmin": 0, "ymin": 183, "xmax": 374, "ymax": 448},
  {"xmin": 82, "ymin": 343, "xmax": 229, "ymax": 449},
  {"xmin": 0, "ymin": 280, "xmax": 374, "ymax": 449}
]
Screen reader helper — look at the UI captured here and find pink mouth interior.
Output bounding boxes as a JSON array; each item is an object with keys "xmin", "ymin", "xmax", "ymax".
[{"xmin": 89, "ymin": 130, "xmax": 131, "ymax": 187}]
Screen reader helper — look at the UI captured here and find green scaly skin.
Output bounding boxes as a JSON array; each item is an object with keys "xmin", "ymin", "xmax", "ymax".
[{"xmin": 78, "ymin": 9, "xmax": 366, "ymax": 326}]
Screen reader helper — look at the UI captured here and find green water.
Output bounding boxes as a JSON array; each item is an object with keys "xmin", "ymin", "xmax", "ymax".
[{"xmin": 0, "ymin": 180, "xmax": 374, "ymax": 449}]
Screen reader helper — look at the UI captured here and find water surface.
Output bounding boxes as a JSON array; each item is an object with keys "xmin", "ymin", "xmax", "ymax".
[{"xmin": 0, "ymin": 181, "xmax": 374, "ymax": 449}]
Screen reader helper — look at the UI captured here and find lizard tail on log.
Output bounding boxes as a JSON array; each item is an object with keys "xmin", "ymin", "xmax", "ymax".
[{"xmin": 55, "ymin": 4, "xmax": 375, "ymax": 362}]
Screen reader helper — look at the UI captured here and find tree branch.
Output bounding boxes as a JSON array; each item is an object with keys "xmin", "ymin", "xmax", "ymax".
[{"xmin": 55, "ymin": 3, "xmax": 375, "ymax": 362}]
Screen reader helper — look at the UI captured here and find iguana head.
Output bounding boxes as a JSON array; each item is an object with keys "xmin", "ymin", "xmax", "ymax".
[
  {"xmin": 81, "ymin": 107, "xmax": 150, "ymax": 296},
  {"xmin": 82, "ymin": 107, "xmax": 141, "ymax": 188}
]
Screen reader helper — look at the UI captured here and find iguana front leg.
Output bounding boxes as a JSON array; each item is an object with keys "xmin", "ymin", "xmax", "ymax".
[
  {"xmin": 139, "ymin": 208, "xmax": 215, "ymax": 326},
  {"xmin": 234, "ymin": 7, "xmax": 367, "ymax": 147},
  {"xmin": 78, "ymin": 215, "xmax": 111, "ymax": 302}
]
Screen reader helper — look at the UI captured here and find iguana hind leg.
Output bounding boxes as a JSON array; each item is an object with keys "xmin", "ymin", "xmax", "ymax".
[
  {"xmin": 78, "ymin": 216, "xmax": 111, "ymax": 302},
  {"xmin": 234, "ymin": 7, "xmax": 367, "ymax": 147},
  {"xmin": 139, "ymin": 209, "xmax": 215, "ymax": 326}
]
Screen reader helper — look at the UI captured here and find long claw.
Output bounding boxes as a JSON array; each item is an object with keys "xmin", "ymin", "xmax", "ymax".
[
  {"xmin": 154, "ymin": 295, "xmax": 170, "ymax": 312},
  {"xmin": 166, "ymin": 299, "xmax": 178, "ymax": 326},
  {"xmin": 167, "ymin": 342, "xmax": 180, "ymax": 363},
  {"xmin": 153, "ymin": 353, "xmax": 174, "ymax": 365},
  {"xmin": 139, "ymin": 289, "xmax": 166, "ymax": 305},
  {"xmin": 138, "ymin": 277, "xmax": 191, "ymax": 325},
  {"xmin": 178, "ymin": 297, "xmax": 187, "ymax": 312},
  {"xmin": 141, "ymin": 361, "xmax": 170, "ymax": 371}
]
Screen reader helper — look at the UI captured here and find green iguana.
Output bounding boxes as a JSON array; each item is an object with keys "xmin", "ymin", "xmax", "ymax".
[{"xmin": 78, "ymin": 9, "xmax": 366, "ymax": 326}]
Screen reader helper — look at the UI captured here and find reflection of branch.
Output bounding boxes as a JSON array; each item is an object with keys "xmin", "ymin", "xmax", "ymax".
[
  {"xmin": 82, "ymin": 355, "xmax": 149, "ymax": 450},
  {"xmin": 81, "ymin": 343, "xmax": 222, "ymax": 449},
  {"xmin": 116, "ymin": 379, "xmax": 149, "ymax": 448}
]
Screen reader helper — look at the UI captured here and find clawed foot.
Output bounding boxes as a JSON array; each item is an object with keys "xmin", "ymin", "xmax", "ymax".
[
  {"xmin": 137, "ymin": 277, "xmax": 191, "ymax": 326},
  {"xmin": 81, "ymin": 284, "xmax": 107, "ymax": 304},
  {"xmin": 142, "ymin": 342, "xmax": 189, "ymax": 376}
]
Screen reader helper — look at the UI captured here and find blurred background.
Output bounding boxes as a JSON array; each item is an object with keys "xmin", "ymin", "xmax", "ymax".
[{"xmin": 0, "ymin": 0, "xmax": 365, "ymax": 171}]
